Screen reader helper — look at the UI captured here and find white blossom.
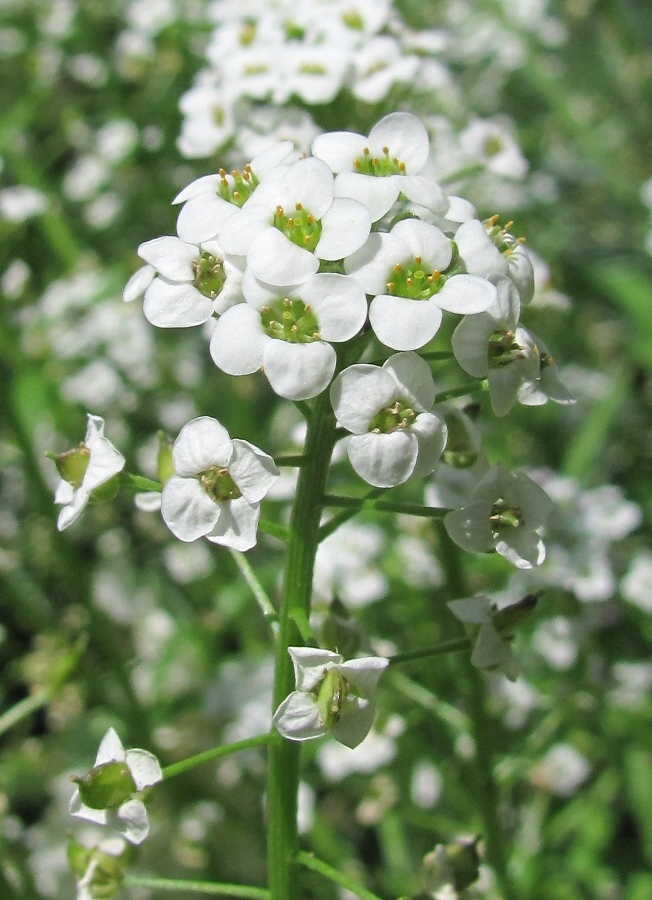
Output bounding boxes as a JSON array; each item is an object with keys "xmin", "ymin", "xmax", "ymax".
[
  {"xmin": 444, "ymin": 464, "xmax": 553, "ymax": 568},
  {"xmin": 210, "ymin": 271, "xmax": 367, "ymax": 400},
  {"xmin": 136, "ymin": 234, "xmax": 244, "ymax": 325},
  {"xmin": 345, "ymin": 218, "xmax": 496, "ymax": 350},
  {"xmin": 312, "ymin": 112, "xmax": 447, "ymax": 222},
  {"xmin": 70, "ymin": 728, "xmax": 162, "ymax": 845},
  {"xmin": 330, "ymin": 352, "xmax": 448, "ymax": 488},
  {"xmin": 54, "ymin": 414, "xmax": 125, "ymax": 531},
  {"xmin": 273, "ymin": 647, "xmax": 389, "ymax": 749},
  {"xmin": 161, "ymin": 416, "xmax": 279, "ymax": 551}
]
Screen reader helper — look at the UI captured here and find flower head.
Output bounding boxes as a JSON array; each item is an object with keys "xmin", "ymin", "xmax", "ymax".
[
  {"xmin": 312, "ymin": 112, "xmax": 447, "ymax": 221},
  {"xmin": 330, "ymin": 352, "xmax": 448, "ymax": 488},
  {"xmin": 52, "ymin": 415, "xmax": 125, "ymax": 531},
  {"xmin": 161, "ymin": 416, "xmax": 279, "ymax": 551},
  {"xmin": 273, "ymin": 647, "xmax": 388, "ymax": 748},
  {"xmin": 443, "ymin": 464, "xmax": 553, "ymax": 569},
  {"xmin": 70, "ymin": 728, "xmax": 162, "ymax": 845}
]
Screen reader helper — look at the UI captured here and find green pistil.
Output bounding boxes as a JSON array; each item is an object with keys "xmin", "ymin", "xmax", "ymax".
[
  {"xmin": 483, "ymin": 214, "xmax": 526, "ymax": 257},
  {"xmin": 483, "ymin": 135, "xmax": 504, "ymax": 158},
  {"xmin": 192, "ymin": 252, "xmax": 226, "ymax": 299},
  {"xmin": 260, "ymin": 297, "xmax": 320, "ymax": 344},
  {"xmin": 369, "ymin": 400, "xmax": 416, "ymax": 434},
  {"xmin": 273, "ymin": 203, "xmax": 322, "ymax": 252},
  {"xmin": 239, "ymin": 21, "xmax": 256, "ymax": 45},
  {"xmin": 353, "ymin": 146, "xmax": 406, "ymax": 177},
  {"xmin": 487, "ymin": 329, "xmax": 525, "ymax": 368},
  {"xmin": 385, "ymin": 256, "xmax": 445, "ymax": 301},
  {"xmin": 490, "ymin": 498, "xmax": 524, "ymax": 530},
  {"xmin": 284, "ymin": 20, "xmax": 306, "ymax": 41},
  {"xmin": 298, "ymin": 63, "xmax": 327, "ymax": 75},
  {"xmin": 217, "ymin": 165, "xmax": 259, "ymax": 208},
  {"xmin": 342, "ymin": 10, "xmax": 364, "ymax": 29},
  {"xmin": 244, "ymin": 63, "xmax": 269, "ymax": 76},
  {"xmin": 316, "ymin": 669, "xmax": 348, "ymax": 729},
  {"xmin": 199, "ymin": 466, "xmax": 241, "ymax": 503}
]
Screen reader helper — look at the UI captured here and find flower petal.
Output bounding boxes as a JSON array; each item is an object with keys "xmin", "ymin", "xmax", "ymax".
[
  {"xmin": 330, "ymin": 696, "xmax": 375, "ymax": 749},
  {"xmin": 273, "ymin": 691, "xmax": 325, "ymax": 741},
  {"xmin": 172, "ymin": 416, "xmax": 233, "ymax": 474},
  {"xmin": 205, "ymin": 495, "xmax": 261, "ymax": 551},
  {"xmin": 125, "ymin": 749, "xmax": 163, "ymax": 791},
  {"xmin": 330, "ymin": 364, "xmax": 398, "ymax": 433},
  {"xmin": 210, "ymin": 304, "xmax": 266, "ymax": 375},
  {"xmin": 143, "ymin": 277, "xmax": 214, "ymax": 328},
  {"xmin": 369, "ymin": 293, "xmax": 443, "ymax": 351},
  {"xmin": 264, "ymin": 340, "xmax": 336, "ymax": 401},
  {"xmin": 161, "ymin": 476, "xmax": 220, "ymax": 542},
  {"xmin": 435, "ymin": 274, "xmax": 497, "ymax": 315},
  {"xmin": 229, "ymin": 439, "xmax": 279, "ymax": 503},
  {"xmin": 315, "ymin": 198, "xmax": 371, "ymax": 260},
  {"xmin": 289, "ymin": 647, "xmax": 343, "ymax": 691},
  {"xmin": 347, "ymin": 430, "xmax": 418, "ymax": 488},
  {"xmin": 339, "ymin": 657, "xmax": 388, "ymax": 697}
]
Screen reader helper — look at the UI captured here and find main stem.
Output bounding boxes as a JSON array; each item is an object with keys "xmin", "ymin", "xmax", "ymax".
[{"xmin": 266, "ymin": 389, "xmax": 338, "ymax": 900}]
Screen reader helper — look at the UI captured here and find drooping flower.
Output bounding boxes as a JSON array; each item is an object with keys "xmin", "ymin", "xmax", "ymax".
[
  {"xmin": 52, "ymin": 414, "xmax": 125, "ymax": 531},
  {"xmin": 443, "ymin": 463, "xmax": 553, "ymax": 569},
  {"xmin": 134, "ymin": 234, "xmax": 245, "ymax": 327},
  {"xmin": 330, "ymin": 352, "xmax": 448, "ymax": 487},
  {"xmin": 70, "ymin": 728, "xmax": 162, "ymax": 845},
  {"xmin": 209, "ymin": 270, "xmax": 367, "ymax": 400},
  {"xmin": 345, "ymin": 218, "xmax": 496, "ymax": 351},
  {"xmin": 312, "ymin": 111, "xmax": 447, "ymax": 221},
  {"xmin": 273, "ymin": 647, "xmax": 389, "ymax": 749},
  {"xmin": 161, "ymin": 416, "xmax": 279, "ymax": 551}
]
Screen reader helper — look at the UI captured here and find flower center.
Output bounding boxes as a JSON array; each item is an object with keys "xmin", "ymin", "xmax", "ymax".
[
  {"xmin": 487, "ymin": 329, "xmax": 528, "ymax": 368},
  {"xmin": 385, "ymin": 255, "xmax": 444, "ymax": 300},
  {"xmin": 483, "ymin": 135, "xmax": 504, "ymax": 157},
  {"xmin": 260, "ymin": 297, "xmax": 320, "ymax": 344},
  {"xmin": 199, "ymin": 466, "xmax": 241, "ymax": 502},
  {"xmin": 484, "ymin": 215, "xmax": 526, "ymax": 257},
  {"xmin": 354, "ymin": 145, "xmax": 407, "ymax": 177},
  {"xmin": 369, "ymin": 399, "xmax": 416, "ymax": 433},
  {"xmin": 55, "ymin": 445, "xmax": 90, "ymax": 487},
  {"xmin": 342, "ymin": 10, "xmax": 364, "ymax": 29},
  {"xmin": 316, "ymin": 668, "xmax": 349, "ymax": 728},
  {"xmin": 192, "ymin": 252, "xmax": 226, "ymax": 299},
  {"xmin": 218, "ymin": 164, "xmax": 259, "ymax": 207},
  {"xmin": 490, "ymin": 497, "xmax": 525, "ymax": 531},
  {"xmin": 273, "ymin": 203, "xmax": 322, "ymax": 251}
]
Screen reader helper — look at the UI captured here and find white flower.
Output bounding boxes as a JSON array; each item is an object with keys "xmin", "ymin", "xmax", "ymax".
[
  {"xmin": 330, "ymin": 352, "xmax": 448, "ymax": 488},
  {"xmin": 136, "ymin": 235, "xmax": 244, "ymax": 326},
  {"xmin": 54, "ymin": 414, "xmax": 125, "ymax": 531},
  {"xmin": 161, "ymin": 416, "xmax": 279, "ymax": 551},
  {"xmin": 273, "ymin": 647, "xmax": 389, "ymax": 749},
  {"xmin": 218, "ymin": 156, "xmax": 371, "ymax": 285},
  {"xmin": 345, "ymin": 218, "xmax": 496, "ymax": 351},
  {"xmin": 516, "ymin": 333, "xmax": 575, "ymax": 408},
  {"xmin": 70, "ymin": 728, "xmax": 162, "ymax": 845},
  {"xmin": 444, "ymin": 464, "xmax": 553, "ymax": 569},
  {"xmin": 447, "ymin": 594, "xmax": 536, "ymax": 681},
  {"xmin": 210, "ymin": 271, "xmax": 367, "ymax": 400},
  {"xmin": 456, "ymin": 217, "xmax": 535, "ymax": 305},
  {"xmin": 451, "ymin": 276, "xmax": 540, "ymax": 416},
  {"xmin": 312, "ymin": 111, "xmax": 447, "ymax": 221},
  {"xmin": 173, "ymin": 141, "xmax": 296, "ymax": 243},
  {"xmin": 458, "ymin": 118, "xmax": 529, "ymax": 180}
]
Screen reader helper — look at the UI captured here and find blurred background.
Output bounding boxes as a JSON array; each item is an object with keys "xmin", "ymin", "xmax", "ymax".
[{"xmin": 1, "ymin": 0, "xmax": 651, "ymax": 897}]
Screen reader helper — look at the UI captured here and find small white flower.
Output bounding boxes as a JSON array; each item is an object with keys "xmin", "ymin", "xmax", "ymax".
[
  {"xmin": 70, "ymin": 728, "xmax": 162, "ymax": 845},
  {"xmin": 136, "ymin": 234, "xmax": 244, "ymax": 326},
  {"xmin": 161, "ymin": 416, "xmax": 279, "ymax": 551},
  {"xmin": 273, "ymin": 647, "xmax": 388, "ymax": 749},
  {"xmin": 345, "ymin": 218, "xmax": 496, "ymax": 351},
  {"xmin": 516, "ymin": 333, "xmax": 575, "ymax": 408},
  {"xmin": 330, "ymin": 352, "xmax": 448, "ymax": 488},
  {"xmin": 312, "ymin": 111, "xmax": 447, "ymax": 222},
  {"xmin": 54, "ymin": 414, "xmax": 125, "ymax": 531},
  {"xmin": 452, "ymin": 276, "xmax": 540, "ymax": 416},
  {"xmin": 218, "ymin": 156, "xmax": 371, "ymax": 285},
  {"xmin": 456, "ymin": 217, "xmax": 535, "ymax": 306},
  {"xmin": 444, "ymin": 464, "xmax": 553, "ymax": 569},
  {"xmin": 210, "ymin": 271, "xmax": 367, "ymax": 400},
  {"xmin": 173, "ymin": 141, "xmax": 296, "ymax": 243}
]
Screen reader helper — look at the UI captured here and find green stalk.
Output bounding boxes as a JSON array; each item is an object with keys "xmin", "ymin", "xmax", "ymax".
[
  {"xmin": 266, "ymin": 388, "xmax": 339, "ymax": 900},
  {"xmin": 296, "ymin": 851, "xmax": 384, "ymax": 900},
  {"xmin": 124, "ymin": 876, "xmax": 269, "ymax": 898},
  {"xmin": 162, "ymin": 734, "xmax": 271, "ymax": 780}
]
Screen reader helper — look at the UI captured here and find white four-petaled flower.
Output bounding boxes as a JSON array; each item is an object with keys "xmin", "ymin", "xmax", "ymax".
[
  {"xmin": 443, "ymin": 463, "xmax": 553, "ymax": 569},
  {"xmin": 330, "ymin": 352, "xmax": 448, "ymax": 488},
  {"xmin": 273, "ymin": 647, "xmax": 389, "ymax": 749},
  {"xmin": 54, "ymin": 414, "xmax": 125, "ymax": 532},
  {"xmin": 161, "ymin": 416, "xmax": 279, "ymax": 551},
  {"xmin": 69, "ymin": 728, "xmax": 163, "ymax": 845}
]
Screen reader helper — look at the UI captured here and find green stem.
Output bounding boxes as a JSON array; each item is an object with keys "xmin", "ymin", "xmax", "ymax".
[
  {"xmin": 434, "ymin": 381, "xmax": 487, "ymax": 404},
  {"xmin": 267, "ymin": 388, "xmax": 339, "ymax": 900},
  {"xmin": 0, "ymin": 688, "xmax": 50, "ymax": 738},
  {"xmin": 274, "ymin": 455, "xmax": 306, "ymax": 467},
  {"xmin": 318, "ymin": 488, "xmax": 386, "ymax": 541},
  {"xmin": 162, "ymin": 734, "xmax": 270, "ymax": 780},
  {"xmin": 123, "ymin": 876, "xmax": 269, "ymax": 898},
  {"xmin": 229, "ymin": 550, "xmax": 279, "ymax": 635},
  {"xmin": 321, "ymin": 495, "xmax": 448, "ymax": 520},
  {"xmin": 388, "ymin": 637, "xmax": 470, "ymax": 666},
  {"xmin": 436, "ymin": 524, "xmax": 517, "ymax": 900},
  {"xmin": 296, "ymin": 852, "xmax": 384, "ymax": 900},
  {"xmin": 257, "ymin": 519, "xmax": 290, "ymax": 542},
  {"xmin": 121, "ymin": 473, "xmax": 161, "ymax": 493}
]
